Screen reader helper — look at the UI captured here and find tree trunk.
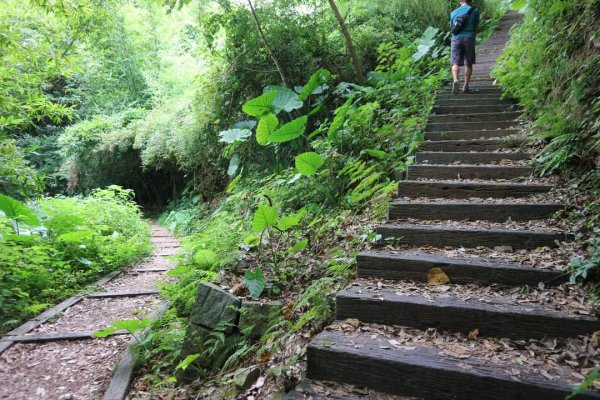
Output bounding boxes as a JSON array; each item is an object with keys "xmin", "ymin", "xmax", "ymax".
[
  {"xmin": 327, "ymin": 0, "xmax": 365, "ymax": 84},
  {"xmin": 247, "ymin": 0, "xmax": 290, "ymax": 88}
]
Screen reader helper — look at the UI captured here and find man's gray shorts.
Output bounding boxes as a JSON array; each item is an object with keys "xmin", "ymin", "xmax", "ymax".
[{"xmin": 451, "ymin": 37, "xmax": 476, "ymax": 66}]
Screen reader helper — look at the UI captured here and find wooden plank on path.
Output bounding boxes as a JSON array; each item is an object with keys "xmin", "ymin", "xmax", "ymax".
[{"xmin": 87, "ymin": 290, "xmax": 159, "ymax": 299}]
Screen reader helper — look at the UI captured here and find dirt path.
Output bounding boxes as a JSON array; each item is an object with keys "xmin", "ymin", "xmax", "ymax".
[{"xmin": 0, "ymin": 223, "xmax": 179, "ymax": 400}]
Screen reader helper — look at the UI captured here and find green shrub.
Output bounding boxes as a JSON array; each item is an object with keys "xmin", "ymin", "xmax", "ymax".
[
  {"xmin": 0, "ymin": 186, "xmax": 152, "ymax": 332},
  {"xmin": 0, "ymin": 137, "xmax": 44, "ymax": 200},
  {"xmin": 493, "ymin": 0, "xmax": 599, "ymax": 175}
]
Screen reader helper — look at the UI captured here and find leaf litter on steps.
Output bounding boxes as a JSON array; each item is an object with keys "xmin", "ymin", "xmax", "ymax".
[
  {"xmin": 349, "ymin": 278, "xmax": 598, "ymax": 316},
  {"xmin": 326, "ymin": 320, "xmax": 600, "ymax": 391}
]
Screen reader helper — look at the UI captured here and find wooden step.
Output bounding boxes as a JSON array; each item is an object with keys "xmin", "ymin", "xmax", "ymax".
[
  {"xmin": 407, "ymin": 165, "xmax": 533, "ymax": 180},
  {"xmin": 376, "ymin": 222, "xmax": 566, "ymax": 249},
  {"xmin": 389, "ymin": 201, "xmax": 560, "ymax": 222},
  {"xmin": 356, "ymin": 250, "xmax": 566, "ymax": 286},
  {"xmin": 420, "ymin": 138, "xmax": 524, "ymax": 152},
  {"xmin": 433, "ymin": 104, "xmax": 515, "ymax": 114},
  {"xmin": 425, "ymin": 129, "xmax": 519, "ymax": 141},
  {"xmin": 439, "ymin": 89, "xmax": 504, "ymax": 97},
  {"xmin": 336, "ymin": 287, "xmax": 600, "ymax": 339},
  {"xmin": 415, "ymin": 151, "xmax": 530, "ymax": 164},
  {"xmin": 307, "ymin": 330, "xmax": 600, "ymax": 400},
  {"xmin": 428, "ymin": 111, "xmax": 520, "ymax": 123},
  {"xmin": 396, "ymin": 180, "xmax": 552, "ymax": 199},
  {"xmin": 426, "ymin": 121, "xmax": 518, "ymax": 132},
  {"xmin": 435, "ymin": 98, "xmax": 514, "ymax": 107}
]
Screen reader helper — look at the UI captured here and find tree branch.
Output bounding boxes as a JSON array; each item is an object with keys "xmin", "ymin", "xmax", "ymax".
[
  {"xmin": 327, "ymin": 0, "xmax": 365, "ymax": 84},
  {"xmin": 246, "ymin": 0, "xmax": 290, "ymax": 88}
]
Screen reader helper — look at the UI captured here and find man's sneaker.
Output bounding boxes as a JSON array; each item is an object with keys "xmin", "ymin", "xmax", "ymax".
[
  {"xmin": 462, "ymin": 86, "xmax": 471, "ymax": 94},
  {"xmin": 452, "ymin": 80, "xmax": 460, "ymax": 95}
]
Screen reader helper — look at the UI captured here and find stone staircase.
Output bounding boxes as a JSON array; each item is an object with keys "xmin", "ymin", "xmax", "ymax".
[{"xmin": 286, "ymin": 12, "xmax": 600, "ymax": 400}]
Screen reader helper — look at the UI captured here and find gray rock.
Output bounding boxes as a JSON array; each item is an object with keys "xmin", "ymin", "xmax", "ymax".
[
  {"xmin": 233, "ymin": 366, "xmax": 261, "ymax": 391},
  {"xmin": 239, "ymin": 300, "xmax": 282, "ymax": 340},
  {"xmin": 190, "ymin": 282, "xmax": 241, "ymax": 333},
  {"xmin": 180, "ymin": 323, "xmax": 211, "ymax": 366}
]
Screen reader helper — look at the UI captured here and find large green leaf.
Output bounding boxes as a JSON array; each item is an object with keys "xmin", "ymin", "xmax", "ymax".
[
  {"xmin": 265, "ymin": 86, "xmax": 303, "ymax": 113},
  {"xmin": 256, "ymin": 113, "xmax": 278, "ymax": 146},
  {"xmin": 244, "ymin": 267, "xmax": 266, "ymax": 299},
  {"xmin": 176, "ymin": 354, "xmax": 201, "ymax": 371},
  {"xmin": 227, "ymin": 154, "xmax": 240, "ymax": 177},
  {"xmin": 269, "ymin": 116, "xmax": 307, "ymax": 143},
  {"xmin": 0, "ymin": 194, "xmax": 40, "ymax": 227},
  {"xmin": 511, "ymin": 0, "xmax": 527, "ymax": 11},
  {"xmin": 219, "ymin": 129, "xmax": 252, "ymax": 144},
  {"xmin": 252, "ymin": 204, "xmax": 278, "ymax": 232},
  {"xmin": 242, "ymin": 91, "xmax": 278, "ymax": 117},
  {"xmin": 277, "ymin": 208, "xmax": 306, "ymax": 231},
  {"xmin": 288, "ymin": 239, "xmax": 308, "ymax": 254},
  {"xmin": 413, "ymin": 27, "xmax": 438, "ymax": 61},
  {"xmin": 297, "ymin": 69, "xmax": 331, "ymax": 101},
  {"xmin": 295, "ymin": 152, "xmax": 324, "ymax": 176}
]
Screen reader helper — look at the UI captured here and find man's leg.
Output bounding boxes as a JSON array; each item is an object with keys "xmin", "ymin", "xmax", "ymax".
[
  {"xmin": 463, "ymin": 37, "xmax": 476, "ymax": 92},
  {"xmin": 450, "ymin": 39, "xmax": 463, "ymax": 95},
  {"xmin": 464, "ymin": 65, "xmax": 473, "ymax": 91}
]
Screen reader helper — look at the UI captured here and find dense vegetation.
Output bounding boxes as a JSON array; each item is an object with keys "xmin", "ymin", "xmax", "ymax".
[
  {"xmin": 0, "ymin": 186, "xmax": 151, "ymax": 332},
  {"xmin": 494, "ymin": 0, "xmax": 600, "ymax": 283},
  {"xmin": 2, "ymin": 0, "xmax": 599, "ymax": 397}
]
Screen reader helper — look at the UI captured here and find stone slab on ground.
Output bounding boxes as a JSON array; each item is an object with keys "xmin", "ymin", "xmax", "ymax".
[{"xmin": 190, "ymin": 282, "xmax": 241, "ymax": 333}]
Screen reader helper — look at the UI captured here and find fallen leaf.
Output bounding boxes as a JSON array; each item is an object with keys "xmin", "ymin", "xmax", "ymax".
[
  {"xmin": 591, "ymin": 331, "xmax": 600, "ymax": 348},
  {"xmin": 259, "ymin": 351, "xmax": 271, "ymax": 363},
  {"xmin": 468, "ymin": 328, "xmax": 479, "ymax": 341},
  {"xmin": 442, "ymin": 344, "xmax": 471, "ymax": 359},
  {"xmin": 427, "ymin": 267, "xmax": 450, "ymax": 285}
]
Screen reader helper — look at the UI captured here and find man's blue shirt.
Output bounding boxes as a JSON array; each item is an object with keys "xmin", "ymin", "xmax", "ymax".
[{"xmin": 450, "ymin": 5, "xmax": 480, "ymax": 39}]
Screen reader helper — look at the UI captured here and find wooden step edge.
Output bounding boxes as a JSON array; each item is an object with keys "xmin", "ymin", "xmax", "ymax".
[
  {"xmin": 87, "ymin": 290, "xmax": 160, "ymax": 299},
  {"xmin": 307, "ymin": 330, "xmax": 600, "ymax": 400},
  {"xmin": 415, "ymin": 152, "xmax": 532, "ymax": 164},
  {"xmin": 356, "ymin": 250, "xmax": 566, "ymax": 286},
  {"xmin": 388, "ymin": 201, "xmax": 560, "ymax": 222},
  {"xmin": 407, "ymin": 165, "xmax": 534, "ymax": 180},
  {"xmin": 396, "ymin": 180, "xmax": 553, "ymax": 199},
  {"xmin": 376, "ymin": 223, "xmax": 569, "ymax": 249},
  {"xmin": 5, "ymin": 329, "xmax": 130, "ymax": 343},
  {"xmin": 336, "ymin": 288, "xmax": 600, "ymax": 339}
]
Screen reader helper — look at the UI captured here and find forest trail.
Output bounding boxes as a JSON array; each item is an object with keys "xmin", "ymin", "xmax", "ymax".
[
  {"xmin": 0, "ymin": 223, "xmax": 178, "ymax": 400},
  {"xmin": 286, "ymin": 11, "xmax": 600, "ymax": 400}
]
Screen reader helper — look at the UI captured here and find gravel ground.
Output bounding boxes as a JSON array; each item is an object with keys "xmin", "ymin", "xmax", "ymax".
[
  {"xmin": 28, "ymin": 296, "xmax": 160, "ymax": 334},
  {"xmin": 0, "ymin": 337, "xmax": 129, "ymax": 400}
]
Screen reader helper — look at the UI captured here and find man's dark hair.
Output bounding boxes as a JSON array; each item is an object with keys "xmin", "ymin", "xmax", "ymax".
[{"xmin": 461, "ymin": 0, "xmax": 473, "ymax": 4}]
